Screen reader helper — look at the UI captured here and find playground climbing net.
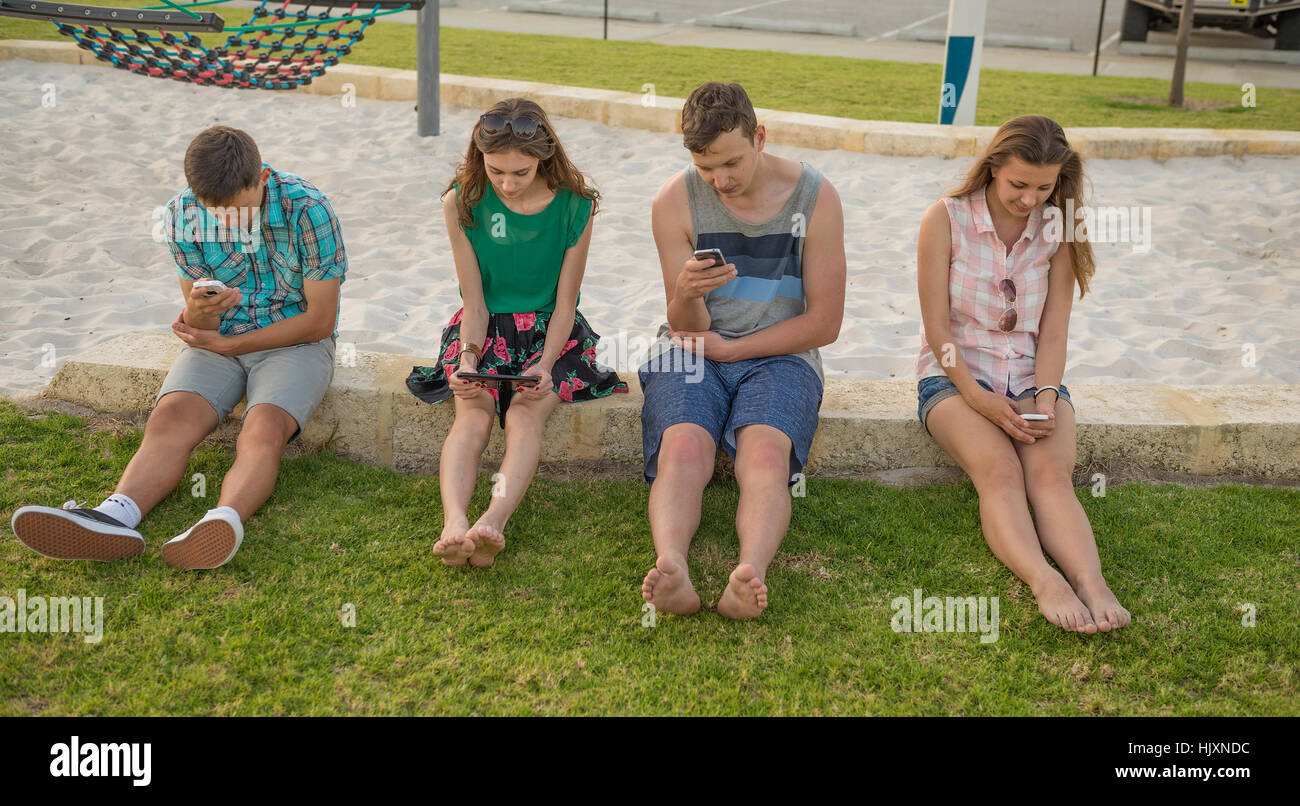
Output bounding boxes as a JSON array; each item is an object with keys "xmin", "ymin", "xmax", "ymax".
[{"xmin": 0, "ymin": 0, "xmax": 424, "ymax": 89}]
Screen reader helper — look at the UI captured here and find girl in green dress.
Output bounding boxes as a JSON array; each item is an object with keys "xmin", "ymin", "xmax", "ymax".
[{"xmin": 407, "ymin": 98, "xmax": 627, "ymax": 568}]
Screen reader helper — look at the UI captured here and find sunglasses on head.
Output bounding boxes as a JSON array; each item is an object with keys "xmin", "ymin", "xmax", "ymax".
[{"xmin": 479, "ymin": 113, "xmax": 542, "ymax": 138}]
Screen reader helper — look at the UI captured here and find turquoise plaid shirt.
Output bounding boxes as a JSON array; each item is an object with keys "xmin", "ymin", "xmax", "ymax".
[{"xmin": 162, "ymin": 166, "xmax": 347, "ymax": 337}]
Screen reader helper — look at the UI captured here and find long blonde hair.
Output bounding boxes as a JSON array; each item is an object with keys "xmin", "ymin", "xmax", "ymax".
[
  {"xmin": 949, "ymin": 115, "xmax": 1095, "ymax": 298},
  {"xmin": 445, "ymin": 97, "xmax": 599, "ymax": 230}
]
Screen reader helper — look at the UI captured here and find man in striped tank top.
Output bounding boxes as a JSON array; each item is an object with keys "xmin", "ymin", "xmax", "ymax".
[{"xmin": 638, "ymin": 82, "xmax": 846, "ymax": 620}]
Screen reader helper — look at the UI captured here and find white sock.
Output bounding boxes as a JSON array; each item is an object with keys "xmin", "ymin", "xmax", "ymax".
[
  {"xmin": 94, "ymin": 494, "xmax": 142, "ymax": 529},
  {"xmin": 206, "ymin": 506, "xmax": 241, "ymax": 524}
]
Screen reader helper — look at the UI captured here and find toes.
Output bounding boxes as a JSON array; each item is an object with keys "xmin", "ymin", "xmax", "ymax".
[
  {"xmin": 434, "ymin": 534, "xmax": 476, "ymax": 566},
  {"xmin": 642, "ymin": 568, "xmax": 662, "ymax": 599}
]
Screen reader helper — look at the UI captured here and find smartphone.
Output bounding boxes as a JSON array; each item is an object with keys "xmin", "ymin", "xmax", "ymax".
[
  {"xmin": 693, "ymin": 248, "xmax": 726, "ymax": 268},
  {"xmin": 193, "ymin": 279, "xmax": 229, "ymax": 297},
  {"xmin": 456, "ymin": 371, "xmax": 540, "ymax": 388},
  {"xmin": 1020, "ymin": 413, "xmax": 1050, "ymax": 421}
]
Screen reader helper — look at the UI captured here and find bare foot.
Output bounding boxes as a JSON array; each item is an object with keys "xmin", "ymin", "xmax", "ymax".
[
  {"xmin": 466, "ymin": 521, "xmax": 506, "ymax": 568},
  {"xmin": 716, "ymin": 563, "xmax": 768, "ymax": 620},
  {"xmin": 641, "ymin": 555, "xmax": 701, "ymax": 615},
  {"xmin": 1075, "ymin": 579, "xmax": 1131, "ymax": 632},
  {"xmin": 433, "ymin": 519, "xmax": 474, "ymax": 567},
  {"xmin": 1032, "ymin": 571, "xmax": 1097, "ymax": 633}
]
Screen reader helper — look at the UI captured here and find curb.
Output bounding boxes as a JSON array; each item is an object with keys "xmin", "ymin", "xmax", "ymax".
[
  {"xmin": 694, "ymin": 15, "xmax": 856, "ymax": 38},
  {"xmin": 900, "ymin": 29, "xmax": 1073, "ymax": 52},
  {"xmin": 505, "ymin": 2, "xmax": 661, "ymax": 24},
  {"xmin": 37, "ymin": 332, "xmax": 1300, "ymax": 482},
  {"xmin": 3, "ymin": 39, "xmax": 1298, "ymax": 159},
  {"xmin": 1118, "ymin": 40, "xmax": 1300, "ymax": 67}
]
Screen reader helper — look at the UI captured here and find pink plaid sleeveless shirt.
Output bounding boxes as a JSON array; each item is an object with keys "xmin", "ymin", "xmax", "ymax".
[{"xmin": 916, "ymin": 184, "xmax": 1060, "ymax": 396}]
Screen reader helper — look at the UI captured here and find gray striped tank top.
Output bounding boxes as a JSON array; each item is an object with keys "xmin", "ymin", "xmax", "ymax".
[{"xmin": 655, "ymin": 160, "xmax": 825, "ymax": 384}]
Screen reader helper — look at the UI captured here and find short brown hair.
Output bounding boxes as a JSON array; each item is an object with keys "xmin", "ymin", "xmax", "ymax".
[
  {"xmin": 184, "ymin": 126, "xmax": 261, "ymax": 204},
  {"xmin": 681, "ymin": 82, "xmax": 758, "ymax": 153}
]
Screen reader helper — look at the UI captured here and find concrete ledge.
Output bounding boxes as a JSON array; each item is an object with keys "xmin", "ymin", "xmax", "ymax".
[
  {"xmin": 4, "ymin": 40, "xmax": 1300, "ymax": 158},
  {"xmin": 37, "ymin": 332, "xmax": 1300, "ymax": 482},
  {"xmin": 900, "ymin": 30, "xmax": 1073, "ymax": 52},
  {"xmin": 695, "ymin": 15, "xmax": 856, "ymax": 38},
  {"xmin": 506, "ymin": 2, "xmax": 661, "ymax": 24},
  {"xmin": 1118, "ymin": 41, "xmax": 1300, "ymax": 66}
]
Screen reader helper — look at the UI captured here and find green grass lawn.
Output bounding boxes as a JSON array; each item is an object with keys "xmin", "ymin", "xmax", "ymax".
[
  {"xmin": 2, "ymin": 3, "xmax": 1298, "ymax": 129},
  {"xmin": 0, "ymin": 399, "xmax": 1296, "ymax": 716}
]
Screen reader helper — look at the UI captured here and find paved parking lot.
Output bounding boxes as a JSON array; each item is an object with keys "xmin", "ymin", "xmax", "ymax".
[{"xmin": 451, "ymin": 0, "xmax": 1136, "ymax": 52}]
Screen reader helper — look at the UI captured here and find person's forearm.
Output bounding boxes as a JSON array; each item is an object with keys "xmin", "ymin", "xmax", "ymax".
[
  {"xmin": 225, "ymin": 312, "xmax": 331, "ymax": 356},
  {"xmin": 727, "ymin": 310, "xmax": 839, "ymax": 361},
  {"xmin": 667, "ymin": 294, "xmax": 711, "ymax": 333},
  {"xmin": 539, "ymin": 305, "xmax": 577, "ymax": 369},
  {"xmin": 924, "ymin": 323, "xmax": 986, "ymax": 402},
  {"xmin": 1034, "ymin": 335, "xmax": 1067, "ymax": 390},
  {"xmin": 456, "ymin": 305, "xmax": 489, "ymax": 366}
]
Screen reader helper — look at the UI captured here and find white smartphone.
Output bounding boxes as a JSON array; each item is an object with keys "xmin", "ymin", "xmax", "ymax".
[
  {"xmin": 193, "ymin": 279, "xmax": 229, "ymax": 297},
  {"xmin": 1021, "ymin": 413, "xmax": 1050, "ymax": 421}
]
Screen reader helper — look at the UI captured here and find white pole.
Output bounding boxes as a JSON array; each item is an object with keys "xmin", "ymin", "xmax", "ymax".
[{"xmin": 938, "ymin": 0, "xmax": 988, "ymax": 125}]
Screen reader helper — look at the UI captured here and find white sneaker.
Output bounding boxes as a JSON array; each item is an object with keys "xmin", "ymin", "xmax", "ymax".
[
  {"xmin": 10, "ymin": 501, "xmax": 145, "ymax": 562},
  {"xmin": 162, "ymin": 510, "xmax": 243, "ymax": 570}
]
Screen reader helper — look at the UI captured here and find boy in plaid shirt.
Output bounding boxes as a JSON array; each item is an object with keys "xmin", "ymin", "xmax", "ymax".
[{"xmin": 11, "ymin": 126, "xmax": 346, "ymax": 570}]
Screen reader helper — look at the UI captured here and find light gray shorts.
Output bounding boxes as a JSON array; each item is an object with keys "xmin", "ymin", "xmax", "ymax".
[{"xmin": 155, "ymin": 337, "xmax": 336, "ymax": 441}]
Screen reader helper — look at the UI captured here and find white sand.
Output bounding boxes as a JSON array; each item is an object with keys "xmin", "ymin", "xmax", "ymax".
[{"xmin": 2, "ymin": 59, "xmax": 1298, "ymax": 400}]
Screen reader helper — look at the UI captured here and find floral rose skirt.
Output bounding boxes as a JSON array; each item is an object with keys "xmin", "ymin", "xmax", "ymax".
[{"xmin": 406, "ymin": 308, "xmax": 629, "ymax": 427}]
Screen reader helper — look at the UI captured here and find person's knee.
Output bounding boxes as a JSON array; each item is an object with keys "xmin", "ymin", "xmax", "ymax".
[
  {"xmin": 735, "ymin": 433, "xmax": 791, "ymax": 487},
  {"xmin": 146, "ymin": 392, "xmax": 215, "ymax": 447},
  {"xmin": 503, "ymin": 399, "xmax": 550, "ymax": 438},
  {"xmin": 1027, "ymin": 463, "xmax": 1075, "ymax": 496},
  {"xmin": 973, "ymin": 454, "xmax": 1024, "ymax": 492},
  {"xmin": 457, "ymin": 405, "xmax": 495, "ymax": 444},
  {"xmin": 658, "ymin": 426, "xmax": 716, "ymax": 476},
  {"xmin": 237, "ymin": 405, "xmax": 297, "ymax": 453}
]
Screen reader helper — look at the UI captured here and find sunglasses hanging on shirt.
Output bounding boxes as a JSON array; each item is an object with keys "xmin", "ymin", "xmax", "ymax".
[{"xmin": 998, "ymin": 278, "xmax": 1018, "ymax": 333}]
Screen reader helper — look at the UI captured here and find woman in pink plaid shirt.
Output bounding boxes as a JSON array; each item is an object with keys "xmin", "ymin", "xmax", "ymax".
[{"xmin": 916, "ymin": 115, "xmax": 1129, "ymax": 634}]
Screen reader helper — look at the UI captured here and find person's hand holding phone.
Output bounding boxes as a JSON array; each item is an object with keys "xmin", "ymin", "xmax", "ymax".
[
  {"xmin": 972, "ymin": 390, "xmax": 1041, "ymax": 444},
  {"xmin": 187, "ymin": 281, "xmax": 242, "ymax": 321},
  {"xmin": 675, "ymin": 249, "xmax": 736, "ymax": 301},
  {"xmin": 514, "ymin": 362, "xmax": 552, "ymax": 401},
  {"xmin": 450, "ymin": 350, "xmax": 483, "ymax": 399},
  {"xmin": 1020, "ymin": 393, "xmax": 1057, "ymax": 440}
]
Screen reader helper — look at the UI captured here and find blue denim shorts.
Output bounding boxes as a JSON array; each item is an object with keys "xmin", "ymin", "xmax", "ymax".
[
  {"xmin": 917, "ymin": 375, "xmax": 1073, "ymax": 435},
  {"xmin": 638, "ymin": 348, "xmax": 823, "ymax": 485}
]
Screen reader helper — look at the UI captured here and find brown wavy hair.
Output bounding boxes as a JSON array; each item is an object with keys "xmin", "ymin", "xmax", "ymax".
[
  {"xmin": 444, "ymin": 97, "xmax": 599, "ymax": 230},
  {"xmin": 948, "ymin": 115, "xmax": 1095, "ymax": 298}
]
